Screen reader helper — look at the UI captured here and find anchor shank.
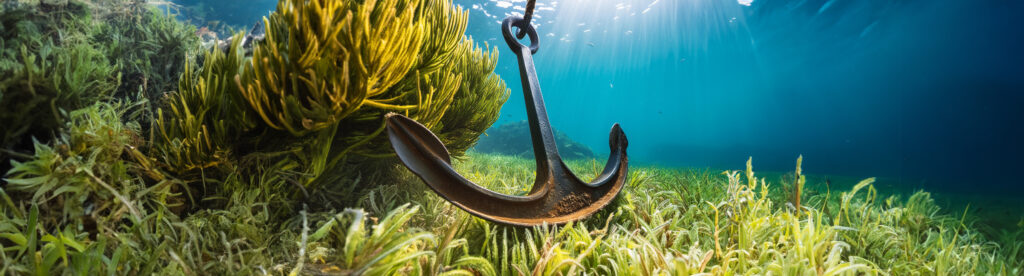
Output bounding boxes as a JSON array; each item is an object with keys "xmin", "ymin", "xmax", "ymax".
[{"xmin": 514, "ymin": 46, "xmax": 562, "ymax": 175}]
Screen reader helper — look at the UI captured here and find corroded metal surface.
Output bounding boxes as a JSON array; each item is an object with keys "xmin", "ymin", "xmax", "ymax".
[{"xmin": 385, "ymin": 15, "xmax": 628, "ymax": 226}]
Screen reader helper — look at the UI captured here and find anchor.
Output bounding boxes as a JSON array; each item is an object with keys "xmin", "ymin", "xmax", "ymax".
[{"xmin": 386, "ymin": 2, "xmax": 628, "ymax": 226}]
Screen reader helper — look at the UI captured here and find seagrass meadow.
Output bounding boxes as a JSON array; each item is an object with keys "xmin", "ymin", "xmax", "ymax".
[{"xmin": 1, "ymin": 0, "xmax": 1024, "ymax": 275}]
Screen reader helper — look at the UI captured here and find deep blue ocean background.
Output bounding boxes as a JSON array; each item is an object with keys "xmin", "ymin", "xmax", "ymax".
[
  {"xmin": 459, "ymin": 0, "xmax": 1024, "ymax": 196},
  {"xmin": 174, "ymin": 0, "xmax": 1024, "ymax": 196}
]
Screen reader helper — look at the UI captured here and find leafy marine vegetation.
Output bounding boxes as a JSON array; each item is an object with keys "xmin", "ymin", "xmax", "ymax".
[
  {"xmin": 1, "ymin": 0, "xmax": 1023, "ymax": 275},
  {"xmin": 0, "ymin": 0, "xmax": 199, "ymax": 173},
  {"xmin": 151, "ymin": 0, "xmax": 509, "ymax": 211},
  {"xmin": 4, "ymin": 147, "xmax": 1023, "ymax": 274}
]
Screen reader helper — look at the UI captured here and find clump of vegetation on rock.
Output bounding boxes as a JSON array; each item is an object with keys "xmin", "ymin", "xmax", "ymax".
[{"xmin": 152, "ymin": 0, "xmax": 509, "ymax": 209}]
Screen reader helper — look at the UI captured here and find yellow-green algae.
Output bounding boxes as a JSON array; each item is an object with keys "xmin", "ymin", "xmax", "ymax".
[
  {"xmin": 152, "ymin": 0, "xmax": 509, "ymax": 206},
  {"xmin": 5, "ymin": 145, "xmax": 1024, "ymax": 274},
  {"xmin": 0, "ymin": 0, "xmax": 199, "ymax": 172},
  {"xmin": 1, "ymin": 0, "xmax": 1023, "ymax": 275}
]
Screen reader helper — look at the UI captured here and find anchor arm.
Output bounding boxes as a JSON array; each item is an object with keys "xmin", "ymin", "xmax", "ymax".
[
  {"xmin": 386, "ymin": 113, "xmax": 548, "ymax": 204},
  {"xmin": 578, "ymin": 124, "xmax": 629, "ymax": 188}
]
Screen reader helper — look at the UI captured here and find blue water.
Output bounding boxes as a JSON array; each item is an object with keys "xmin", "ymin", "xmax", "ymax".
[
  {"xmin": 171, "ymin": 0, "xmax": 278, "ymax": 27},
  {"xmin": 456, "ymin": 0, "xmax": 1024, "ymax": 195},
  {"xmin": 178, "ymin": 0, "xmax": 1024, "ymax": 195}
]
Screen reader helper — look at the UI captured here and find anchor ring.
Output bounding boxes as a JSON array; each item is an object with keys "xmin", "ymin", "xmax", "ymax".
[{"xmin": 503, "ymin": 16, "xmax": 540, "ymax": 54}]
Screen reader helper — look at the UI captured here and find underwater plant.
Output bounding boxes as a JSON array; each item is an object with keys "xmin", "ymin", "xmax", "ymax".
[
  {"xmin": 152, "ymin": 32, "xmax": 253, "ymax": 177},
  {"xmin": 232, "ymin": 0, "xmax": 508, "ymax": 158},
  {"xmin": 92, "ymin": 0, "xmax": 199, "ymax": 100},
  {"xmin": 152, "ymin": 0, "xmax": 509, "ymax": 203},
  {"xmin": 0, "ymin": 41, "xmax": 118, "ymax": 162},
  {"xmin": 0, "ymin": 0, "xmax": 200, "ymax": 175}
]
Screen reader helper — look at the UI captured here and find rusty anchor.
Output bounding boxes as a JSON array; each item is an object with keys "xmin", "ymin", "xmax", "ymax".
[{"xmin": 385, "ymin": 10, "xmax": 629, "ymax": 226}]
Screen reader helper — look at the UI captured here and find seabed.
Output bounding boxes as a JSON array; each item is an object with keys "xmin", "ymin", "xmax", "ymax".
[{"xmin": 0, "ymin": 0, "xmax": 1022, "ymax": 275}]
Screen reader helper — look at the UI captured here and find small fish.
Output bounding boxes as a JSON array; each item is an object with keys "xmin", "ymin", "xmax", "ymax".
[
  {"xmin": 195, "ymin": 26, "xmax": 210, "ymax": 37},
  {"xmin": 609, "ymin": 83, "xmax": 614, "ymax": 88},
  {"xmin": 587, "ymin": 42, "xmax": 595, "ymax": 47},
  {"xmin": 680, "ymin": 58, "xmax": 686, "ymax": 62}
]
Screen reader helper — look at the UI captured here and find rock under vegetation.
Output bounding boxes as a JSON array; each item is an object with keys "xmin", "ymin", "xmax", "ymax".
[{"xmin": 474, "ymin": 120, "xmax": 596, "ymax": 160}]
